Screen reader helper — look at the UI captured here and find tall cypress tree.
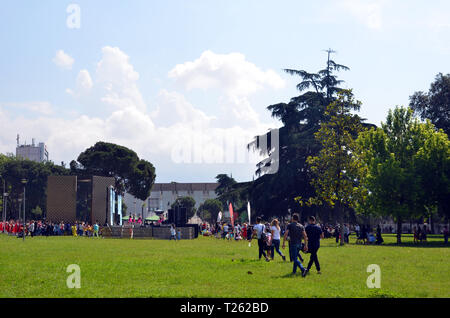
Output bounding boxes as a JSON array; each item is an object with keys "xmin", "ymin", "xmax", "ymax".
[{"xmin": 247, "ymin": 50, "xmax": 353, "ymax": 220}]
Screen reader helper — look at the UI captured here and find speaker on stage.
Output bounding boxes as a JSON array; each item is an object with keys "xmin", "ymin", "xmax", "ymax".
[
  {"xmin": 177, "ymin": 207, "xmax": 187, "ymax": 226},
  {"xmin": 168, "ymin": 208, "xmax": 175, "ymax": 224}
]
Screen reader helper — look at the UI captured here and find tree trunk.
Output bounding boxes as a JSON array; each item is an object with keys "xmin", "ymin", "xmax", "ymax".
[
  {"xmin": 429, "ymin": 213, "xmax": 434, "ymax": 234},
  {"xmin": 396, "ymin": 217, "xmax": 402, "ymax": 244},
  {"xmin": 339, "ymin": 203, "xmax": 345, "ymax": 246}
]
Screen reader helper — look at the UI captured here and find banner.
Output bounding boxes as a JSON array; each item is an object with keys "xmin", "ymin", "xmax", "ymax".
[
  {"xmin": 217, "ymin": 211, "xmax": 222, "ymax": 222},
  {"xmin": 247, "ymin": 201, "xmax": 251, "ymax": 225},
  {"xmin": 229, "ymin": 203, "xmax": 234, "ymax": 228},
  {"xmin": 109, "ymin": 187, "xmax": 115, "ymax": 226},
  {"xmin": 117, "ymin": 194, "xmax": 122, "ymax": 226}
]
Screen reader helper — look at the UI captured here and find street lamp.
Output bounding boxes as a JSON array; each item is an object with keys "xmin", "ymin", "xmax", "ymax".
[
  {"xmin": 21, "ymin": 179, "xmax": 27, "ymax": 241},
  {"xmin": 0, "ymin": 174, "xmax": 6, "ymax": 232}
]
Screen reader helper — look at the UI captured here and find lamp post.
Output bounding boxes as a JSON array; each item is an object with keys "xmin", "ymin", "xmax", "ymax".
[
  {"xmin": 1, "ymin": 175, "xmax": 5, "ymax": 231},
  {"xmin": 21, "ymin": 179, "xmax": 27, "ymax": 241},
  {"xmin": 2, "ymin": 192, "xmax": 8, "ymax": 232}
]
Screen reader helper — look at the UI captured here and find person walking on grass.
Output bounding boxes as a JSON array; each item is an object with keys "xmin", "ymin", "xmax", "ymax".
[
  {"xmin": 93, "ymin": 221, "xmax": 99, "ymax": 238},
  {"xmin": 443, "ymin": 226, "xmax": 449, "ymax": 244},
  {"xmin": 170, "ymin": 224, "xmax": 177, "ymax": 240},
  {"xmin": 282, "ymin": 213, "xmax": 308, "ymax": 276},
  {"xmin": 421, "ymin": 225, "xmax": 427, "ymax": 243},
  {"xmin": 375, "ymin": 224, "xmax": 384, "ymax": 245},
  {"xmin": 304, "ymin": 216, "xmax": 323, "ymax": 276},
  {"xmin": 270, "ymin": 219, "xmax": 286, "ymax": 261},
  {"xmin": 250, "ymin": 217, "xmax": 270, "ymax": 262}
]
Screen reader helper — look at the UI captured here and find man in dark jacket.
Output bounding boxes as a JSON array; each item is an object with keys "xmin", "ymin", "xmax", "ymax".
[
  {"xmin": 282, "ymin": 214, "xmax": 308, "ymax": 276},
  {"xmin": 304, "ymin": 216, "xmax": 324, "ymax": 276}
]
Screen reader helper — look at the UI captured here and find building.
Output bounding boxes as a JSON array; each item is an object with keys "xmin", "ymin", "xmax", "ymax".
[
  {"xmin": 46, "ymin": 175, "xmax": 122, "ymax": 225},
  {"xmin": 15, "ymin": 135, "xmax": 49, "ymax": 162},
  {"xmin": 123, "ymin": 182, "xmax": 219, "ymax": 218}
]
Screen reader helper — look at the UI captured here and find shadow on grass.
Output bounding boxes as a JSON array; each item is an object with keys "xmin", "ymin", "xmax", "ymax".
[
  {"xmin": 367, "ymin": 290, "xmax": 401, "ymax": 298},
  {"xmin": 277, "ymin": 272, "xmax": 301, "ymax": 279},
  {"xmin": 342, "ymin": 234, "xmax": 449, "ymax": 248},
  {"xmin": 380, "ymin": 241, "xmax": 449, "ymax": 248}
]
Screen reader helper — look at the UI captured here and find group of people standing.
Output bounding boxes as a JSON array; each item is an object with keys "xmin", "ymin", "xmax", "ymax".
[
  {"xmin": 251, "ymin": 214, "xmax": 323, "ymax": 277},
  {"xmin": 0, "ymin": 220, "xmax": 100, "ymax": 237}
]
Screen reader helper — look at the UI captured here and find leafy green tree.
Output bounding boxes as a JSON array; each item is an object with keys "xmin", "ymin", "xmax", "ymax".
[
  {"xmin": 285, "ymin": 48, "xmax": 350, "ymax": 101},
  {"xmin": 171, "ymin": 196, "xmax": 196, "ymax": 220},
  {"xmin": 198, "ymin": 199, "xmax": 223, "ymax": 223},
  {"xmin": 127, "ymin": 159, "xmax": 156, "ymax": 201},
  {"xmin": 414, "ymin": 125, "xmax": 450, "ymax": 221},
  {"xmin": 75, "ymin": 142, "xmax": 156, "ymax": 200},
  {"xmin": 302, "ymin": 90, "xmax": 365, "ymax": 245},
  {"xmin": 215, "ymin": 174, "xmax": 237, "ymax": 196},
  {"xmin": 409, "ymin": 73, "xmax": 450, "ymax": 135},
  {"xmin": 215, "ymin": 174, "xmax": 241, "ymax": 207},
  {"xmin": 0, "ymin": 157, "xmax": 70, "ymax": 219},
  {"xmin": 31, "ymin": 206, "xmax": 43, "ymax": 219},
  {"xmin": 355, "ymin": 107, "xmax": 450, "ymax": 243},
  {"xmin": 246, "ymin": 50, "xmax": 353, "ymax": 220}
]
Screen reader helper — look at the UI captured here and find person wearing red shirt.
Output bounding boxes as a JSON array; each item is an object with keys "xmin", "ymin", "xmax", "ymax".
[{"xmin": 242, "ymin": 224, "xmax": 247, "ymax": 240}]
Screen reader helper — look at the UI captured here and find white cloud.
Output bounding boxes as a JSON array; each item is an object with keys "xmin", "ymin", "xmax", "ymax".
[
  {"xmin": 339, "ymin": 0, "xmax": 386, "ymax": 30},
  {"xmin": 168, "ymin": 50, "xmax": 285, "ymax": 97},
  {"xmin": 96, "ymin": 46, "xmax": 146, "ymax": 112},
  {"xmin": 66, "ymin": 69, "xmax": 93, "ymax": 96},
  {"xmin": 0, "ymin": 101, "xmax": 54, "ymax": 115},
  {"xmin": 151, "ymin": 90, "xmax": 215, "ymax": 127},
  {"xmin": 168, "ymin": 50, "xmax": 285, "ymax": 128},
  {"xmin": 53, "ymin": 50, "xmax": 74, "ymax": 70},
  {"xmin": 1, "ymin": 48, "xmax": 280, "ymax": 181}
]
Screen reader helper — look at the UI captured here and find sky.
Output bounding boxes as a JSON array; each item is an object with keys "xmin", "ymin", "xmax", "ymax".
[{"xmin": 0, "ymin": 0, "xmax": 449, "ymax": 183}]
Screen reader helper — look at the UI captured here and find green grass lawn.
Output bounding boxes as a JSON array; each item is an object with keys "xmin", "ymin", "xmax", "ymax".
[{"xmin": 0, "ymin": 233, "xmax": 448, "ymax": 298}]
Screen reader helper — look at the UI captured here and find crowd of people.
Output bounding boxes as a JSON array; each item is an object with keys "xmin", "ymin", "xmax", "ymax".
[
  {"xmin": 0, "ymin": 220, "xmax": 100, "ymax": 237},
  {"xmin": 2, "ymin": 217, "xmax": 447, "ymax": 248},
  {"xmin": 195, "ymin": 216, "xmax": 449, "ymax": 277},
  {"xmin": 199, "ymin": 220, "xmax": 387, "ymax": 246}
]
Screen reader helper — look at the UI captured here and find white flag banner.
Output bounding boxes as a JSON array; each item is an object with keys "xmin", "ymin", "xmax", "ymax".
[
  {"xmin": 247, "ymin": 202, "xmax": 251, "ymax": 225},
  {"xmin": 217, "ymin": 211, "xmax": 223, "ymax": 222}
]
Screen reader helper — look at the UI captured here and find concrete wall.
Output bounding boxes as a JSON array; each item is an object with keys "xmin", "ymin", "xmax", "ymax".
[{"xmin": 101, "ymin": 225, "xmax": 194, "ymax": 239}]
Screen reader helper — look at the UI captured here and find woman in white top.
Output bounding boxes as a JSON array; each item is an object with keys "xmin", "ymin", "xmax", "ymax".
[
  {"xmin": 170, "ymin": 224, "xmax": 177, "ymax": 240},
  {"xmin": 270, "ymin": 219, "xmax": 286, "ymax": 261}
]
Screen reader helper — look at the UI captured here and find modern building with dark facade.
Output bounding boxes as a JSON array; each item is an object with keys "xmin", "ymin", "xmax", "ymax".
[{"xmin": 46, "ymin": 175, "xmax": 122, "ymax": 225}]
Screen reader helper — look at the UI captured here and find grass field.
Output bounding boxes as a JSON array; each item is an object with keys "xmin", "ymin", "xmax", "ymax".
[{"xmin": 0, "ymin": 233, "xmax": 448, "ymax": 298}]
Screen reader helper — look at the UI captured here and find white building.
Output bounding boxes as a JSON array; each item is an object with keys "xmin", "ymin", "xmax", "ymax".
[
  {"xmin": 16, "ymin": 136, "xmax": 49, "ymax": 163},
  {"xmin": 123, "ymin": 182, "xmax": 219, "ymax": 218}
]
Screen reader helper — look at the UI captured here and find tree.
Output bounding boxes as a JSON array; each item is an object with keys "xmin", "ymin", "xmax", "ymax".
[
  {"xmin": 31, "ymin": 206, "xmax": 43, "ymax": 219},
  {"xmin": 0, "ymin": 157, "xmax": 70, "ymax": 220},
  {"xmin": 198, "ymin": 199, "xmax": 223, "ymax": 224},
  {"xmin": 75, "ymin": 142, "xmax": 156, "ymax": 200},
  {"xmin": 415, "ymin": 125, "xmax": 450, "ymax": 223},
  {"xmin": 409, "ymin": 73, "xmax": 450, "ymax": 135},
  {"xmin": 355, "ymin": 107, "xmax": 450, "ymax": 243},
  {"xmin": 215, "ymin": 174, "xmax": 237, "ymax": 196},
  {"xmin": 171, "ymin": 196, "xmax": 196, "ymax": 220},
  {"xmin": 302, "ymin": 90, "xmax": 365, "ymax": 245},
  {"xmin": 246, "ymin": 50, "xmax": 353, "ymax": 220},
  {"xmin": 127, "ymin": 159, "xmax": 156, "ymax": 201}
]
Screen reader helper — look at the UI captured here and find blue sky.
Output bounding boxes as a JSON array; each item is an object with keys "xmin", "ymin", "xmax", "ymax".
[{"xmin": 0, "ymin": 0, "xmax": 449, "ymax": 183}]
